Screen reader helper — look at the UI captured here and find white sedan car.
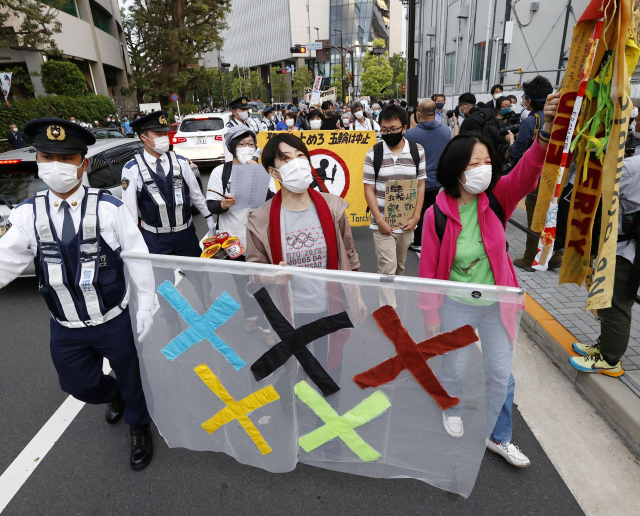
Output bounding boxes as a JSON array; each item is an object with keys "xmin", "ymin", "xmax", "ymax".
[{"xmin": 172, "ymin": 112, "xmax": 232, "ymax": 169}]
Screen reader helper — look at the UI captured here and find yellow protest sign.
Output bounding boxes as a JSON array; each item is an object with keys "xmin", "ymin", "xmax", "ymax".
[{"xmin": 257, "ymin": 130, "xmax": 377, "ymax": 226}]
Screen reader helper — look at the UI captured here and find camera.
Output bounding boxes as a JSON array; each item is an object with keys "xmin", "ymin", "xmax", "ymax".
[
  {"xmin": 446, "ymin": 107, "xmax": 459, "ymax": 119},
  {"xmin": 499, "ymin": 123, "xmax": 521, "ymax": 137}
]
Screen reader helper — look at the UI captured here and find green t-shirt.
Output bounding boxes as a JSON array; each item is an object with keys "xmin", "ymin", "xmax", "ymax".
[{"xmin": 448, "ymin": 198, "xmax": 495, "ymax": 305}]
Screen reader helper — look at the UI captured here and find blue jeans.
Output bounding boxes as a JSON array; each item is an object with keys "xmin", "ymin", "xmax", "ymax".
[{"xmin": 439, "ymin": 297, "xmax": 514, "ymax": 441}]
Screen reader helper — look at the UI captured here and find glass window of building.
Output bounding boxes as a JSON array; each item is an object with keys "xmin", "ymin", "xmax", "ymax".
[
  {"xmin": 90, "ymin": 1, "xmax": 113, "ymax": 35},
  {"xmin": 472, "ymin": 42, "xmax": 491, "ymax": 82},
  {"xmin": 444, "ymin": 53, "xmax": 455, "ymax": 85}
]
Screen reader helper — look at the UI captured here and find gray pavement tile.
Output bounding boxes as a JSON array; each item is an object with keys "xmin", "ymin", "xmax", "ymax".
[{"xmin": 557, "ymin": 308, "xmax": 584, "ymax": 315}]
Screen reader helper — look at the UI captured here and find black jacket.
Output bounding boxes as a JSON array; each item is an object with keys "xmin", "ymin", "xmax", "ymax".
[{"xmin": 7, "ymin": 130, "xmax": 28, "ymax": 149}]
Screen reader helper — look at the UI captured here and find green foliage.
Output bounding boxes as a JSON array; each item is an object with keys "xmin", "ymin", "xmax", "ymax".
[
  {"xmin": 292, "ymin": 67, "xmax": 313, "ymax": 100},
  {"xmin": 0, "ymin": 95, "xmax": 116, "ymax": 151},
  {"xmin": 389, "ymin": 52, "xmax": 406, "ymax": 95},
  {"xmin": 0, "ymin": 65, "xmax": 35, "ymax": 96},
  {"xmin": 231, "ymin": 70, "xmax": 266, "ymax": 100},
  {"xmin": 330, "ymin": 63, "xmax": 351, "ymax": 99},
  {"xmin": 122, "ymin": 0, "xmax": 231, "ymax": 103},
  {"xmin": 360, "ymin": 38, "xmax": 393, "ymax": 98},
  {"xmin": 41, "ymin": 60, "xmax": 87, "ymax": 97},
  {"xmin": 0, "ymin": 0, "xmax": 65, "ymax": 53},
  {"xmin": 270, "ymin": 67, "xmax": 287, "ymax": 102}
]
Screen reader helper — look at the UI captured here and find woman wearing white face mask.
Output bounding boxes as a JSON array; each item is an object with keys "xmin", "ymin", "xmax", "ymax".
[
  {"xmin": 245, "ymin": 133, "xmax": 367, "ymax": 348},
  {"xmin": 418, "ymin": 93, "xmax": 560, "ymax": 468},
  {"xmin": 305, "ymin": 109, "xmax": 323, "ymax": 130}
]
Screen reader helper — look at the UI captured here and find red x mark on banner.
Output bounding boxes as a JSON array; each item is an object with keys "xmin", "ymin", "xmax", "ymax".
[{"xmin": 353, "ymin": 305, "xmax": 478, "ymax": 410}]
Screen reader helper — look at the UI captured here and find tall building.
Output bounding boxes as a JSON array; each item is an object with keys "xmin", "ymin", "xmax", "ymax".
[
  {"xmin": 220, "ymin": 0, "xmax": 401, "ymax": 99},
  {"xmin": 413, "ymin": 0, "xmax": 593, "ymax": 99},
  {"xmin": 0, "ymin": 0, "xmax": 133, "ymax": 108}
]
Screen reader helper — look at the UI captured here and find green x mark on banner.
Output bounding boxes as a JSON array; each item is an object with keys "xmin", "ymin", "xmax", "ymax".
[{"xmin": 295, "ymin": 381, "xmax": 392, "ymax": 462}]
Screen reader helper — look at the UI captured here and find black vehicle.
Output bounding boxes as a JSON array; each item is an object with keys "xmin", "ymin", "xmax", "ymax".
[{"xmin": 90, "ymin": 127, "xmax": 128, "ymax": 139}]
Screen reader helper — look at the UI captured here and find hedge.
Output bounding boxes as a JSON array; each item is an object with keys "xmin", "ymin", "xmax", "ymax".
[
  {"xmin": 41, "ymin": 60, "xmax": 87, "ymax": 97},
  {"xmin": 0, "ymin": 95, "xmax": 117, "ymax": 152}
]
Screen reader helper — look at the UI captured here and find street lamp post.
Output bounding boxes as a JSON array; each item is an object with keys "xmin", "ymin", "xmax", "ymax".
[
  {"xmin": 334, "ymin": 29, "xmax": 345, "ymax": 103},
  {"xmin": 217, "ymin": 55, "xmax": 229, "ymax": 108},
  {"xmin": 314, "ymin": 27, "xmax": 320, "ymax": 41}
]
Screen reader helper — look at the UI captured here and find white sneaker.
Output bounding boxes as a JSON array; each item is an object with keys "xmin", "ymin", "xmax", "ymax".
[
  {"xmin": 442, "ymin": 412, "xmax": 464, "ymax": 438},
  {"xmin": 486, "ymin": 439, "xmax": 531, "ymax": 467}
]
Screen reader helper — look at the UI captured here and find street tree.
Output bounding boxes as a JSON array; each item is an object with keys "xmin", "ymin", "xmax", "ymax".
[
  {"xmin": 330, "ymin": 63, "xmax": 350, "ymax": 99},
  {"xmin": 360, "ymin": 38, "xmax": 393, "ymax": 98},
  {"xmin": 123, "ymin": 0, "xmax": 230, "ymax": 104},
  {"xmin": 270, "ymin": 66, "xmax": 287, "ymax": 102},
  {"xmin": 292, "ymin": 67, "xmax": 313, "ymax": 100},
  {"xmin": 389, "ymin": 52, "xmax": 406, "ymax": 93},
  {"xmin": 0, "ymin": 0, "xmax": 65, "ymax": 54}
]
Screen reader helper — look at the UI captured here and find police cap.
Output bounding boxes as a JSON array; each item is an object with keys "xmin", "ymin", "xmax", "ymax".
[
  {"xmin": 228, "ymin": 96, "xmax": 249, "ymax": 110},
  {"xmin": 262, "ymin": 106, "xmax": 275, "ymax": 116},
  {"xmin": 23, "ymin": 118, "xmax": 96, "ymax": 155},
  {"xmin": 130, "ymin": 110, "xmax": 171, "ymax": 135}
]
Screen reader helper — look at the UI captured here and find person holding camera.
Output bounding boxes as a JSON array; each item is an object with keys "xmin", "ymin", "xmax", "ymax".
[
  {"xmin": 509, "ymin": 76, "xmax": 555, "ymax": 272},
  {"xmin": 489, "ymin": 96, "xmax": 516, "ymax": 155},
  {"xmin": 457, "ymin": 92, "xmax": 502, "ymax": 151}
]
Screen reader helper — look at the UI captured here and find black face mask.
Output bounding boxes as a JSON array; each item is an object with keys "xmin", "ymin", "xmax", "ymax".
[
  {"xmin": 381, "ymin": 131, "xmax": 403, "ymax": 147},
  {"xmin": 325, "ymin": 110, "xmax": 334, "ymax": 117}
]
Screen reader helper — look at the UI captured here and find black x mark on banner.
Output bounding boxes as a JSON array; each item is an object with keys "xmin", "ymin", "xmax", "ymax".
[{"xmin": 250, "ymin": 287, "xmax": 353, "ymax": 397}]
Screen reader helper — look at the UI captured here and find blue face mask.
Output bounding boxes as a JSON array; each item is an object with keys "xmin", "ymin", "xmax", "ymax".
[
  {"xmin": 435, "ymin": 102, "xmax": 445, "ymax": 110},
  {"xmin": 500, "ymin": 107, "xmax": 511, "ymax": 115}
]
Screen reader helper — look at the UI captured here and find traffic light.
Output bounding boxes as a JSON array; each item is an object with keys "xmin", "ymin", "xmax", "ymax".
[
  {"xmin": 290, "ymin": 44, "xmax": 307, "ymax": 54},
  {"xmin": 402, "ymin": 85, "xmax": 406, "ymax": 93},
  {"xmin": 220, "ymin": 62, "xmax": 230, "ymax": 73},
  {"xmin": 274, "ymin": 69, "xmax": 287, "ymax": 74}
]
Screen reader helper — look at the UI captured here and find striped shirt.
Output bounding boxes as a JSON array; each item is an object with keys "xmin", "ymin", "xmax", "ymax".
[{"xmin": 363, "ymin": 139, "xmax": 426, "ymax": 232}]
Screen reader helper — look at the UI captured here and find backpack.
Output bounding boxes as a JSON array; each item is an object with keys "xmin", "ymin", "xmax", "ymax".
[
  {"xmin": 433, "ymin": 190, "xmax": 508, "ymax": 251},
  {"xmin": 367, "ymin": 140, "xmax": 421, "ymax": 213}
]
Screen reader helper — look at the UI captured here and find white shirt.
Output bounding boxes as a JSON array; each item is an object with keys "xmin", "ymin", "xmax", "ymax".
[
  {"xmin": 120, "ymin": 150, "xmax": 210, "ymax": 224},
  {"xmin": 206, "ymin": 163, "xmax": 276, "ymax": 251},
  {"xmin": 0, "ymin": 186, "xmax": 155, "ymax": 311}
]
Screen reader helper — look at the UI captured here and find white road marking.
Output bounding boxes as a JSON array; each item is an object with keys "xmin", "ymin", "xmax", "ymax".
[
  {"xmin": 513, "ymin": 333, "xmax": 640, "ymax": 516},
  {"xmin": 0, "ymin": 359, "xmax": 111, "ymax": 514}
]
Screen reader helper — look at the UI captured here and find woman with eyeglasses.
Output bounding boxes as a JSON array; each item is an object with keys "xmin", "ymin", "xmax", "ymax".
[{"xmin": 206, "ymin": 125, "xmax": 276, "ymax": 340}]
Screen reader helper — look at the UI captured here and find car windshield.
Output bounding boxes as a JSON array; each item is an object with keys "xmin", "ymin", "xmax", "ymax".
[
  {"xmin": 0, "ymin": 160, "xmax": 42, "ymax": 205},
  {"xmin": 94, "ymin": 130, "xmax": 126, "ymax": 139},
  {"xmin": 180, "ymin": 118, "xmax": 225, "ymax": 132}
]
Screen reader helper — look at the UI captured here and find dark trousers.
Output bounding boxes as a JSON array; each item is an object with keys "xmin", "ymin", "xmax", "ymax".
[
  {"xmin": 523, "ymin": 190, "xmax": 539, "ymax": 264},
  {"xmin": 142, "ymin": 224, "xmax": 201, "ymax": 257},
  {"xmin": 599, "ymin": 257, "xmax": 635, "ymax": 364},
  {"xmin": 49, "ymin": 309, "xmax": 151, "ymax": 426},
  {"xmin": 413, "ymin": 189, "xmax": 439, "ymax": 247}
]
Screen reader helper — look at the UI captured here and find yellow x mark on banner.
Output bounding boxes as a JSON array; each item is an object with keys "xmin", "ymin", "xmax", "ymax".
[{"xmin": 194, "ymin": 364, "xmax": 280, "ymax": 455}]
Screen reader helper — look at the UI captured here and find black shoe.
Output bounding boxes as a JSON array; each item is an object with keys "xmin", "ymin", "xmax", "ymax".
[
  {"xmin": 105, "ymin": 392, "xmax": 125, "ymax": 425},
  {"xmin": 130, "ymin": 424, "xmax": 153, "ymax": 471}
]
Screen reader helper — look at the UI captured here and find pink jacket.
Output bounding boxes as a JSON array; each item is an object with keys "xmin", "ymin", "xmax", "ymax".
[{"xmin": 418, "ymin": 140, "xmax": 547, "ymax": 342}]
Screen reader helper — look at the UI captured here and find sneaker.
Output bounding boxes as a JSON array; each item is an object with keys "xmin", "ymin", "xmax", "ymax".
[
  {"xmin": 512, "ymin": 257, "xmax": 535, "ymax": 272},
  {"xmin": 409, "ymin": 244, "xmax": 422, "ymax": 252},
  {"xmin": 442, "ymin": 412, "xmax": 464, "ymax": 438},
  {"xmin": 569, "ymin": 353, "xmax": 624, "ymax": 377},
  {"xmin": 486, "ymin": 439, "xmax": 531, "ymax": 467},
  {"xmin": 572, "ymin": 336, "xmax": 601, "ymax": 357}
]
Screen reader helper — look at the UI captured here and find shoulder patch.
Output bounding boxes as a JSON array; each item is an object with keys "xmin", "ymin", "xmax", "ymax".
[
  {"xmin": 100, "ymin": 194, "xmax": 123, "ymax": 207},
  {"xmin": 16, "ymin": 197, "xmax": 36, "ymax": 209},
  {"xmin": 0, "ymin": 222, "xmax": 12, "ymax": 238},
  {"xmin": 121, "ymin": 177, "xmax": 130, "ymax": 190},
  {"xmin": 124, "ymin": 159, "xmax": 138, "ymax": 170}
]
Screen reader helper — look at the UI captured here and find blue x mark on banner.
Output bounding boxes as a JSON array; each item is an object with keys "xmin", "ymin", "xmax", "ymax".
[{"xmin": 157, "ymin": 281, "xmax": 246, "ymax": 370}]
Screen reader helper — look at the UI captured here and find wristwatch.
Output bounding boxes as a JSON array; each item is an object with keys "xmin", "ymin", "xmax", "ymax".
[{"xmin": 538, "ymin": 128, "xmax": 551, "ymax": 139}]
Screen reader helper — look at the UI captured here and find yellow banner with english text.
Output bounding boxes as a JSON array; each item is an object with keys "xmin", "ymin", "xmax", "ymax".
[{"xmin": 257, "ymin": 130, "xmax": 377, "ymax": 226}]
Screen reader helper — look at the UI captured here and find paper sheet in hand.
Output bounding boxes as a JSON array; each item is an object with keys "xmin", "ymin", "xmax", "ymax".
[{"xmin": 229, "ymin": 165, "xmax": 271, "ymax": 210}]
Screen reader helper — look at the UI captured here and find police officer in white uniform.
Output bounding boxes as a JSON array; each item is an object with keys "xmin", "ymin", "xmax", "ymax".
[
  {"xmin": 222, "ymin": 96, "xmax": 261, "ymax": 161},
  {"xmin": 120, "ymin": 111, "xmax": 215, "ymax": 256},
  {"xmin": 261, "ymin": 106, "xmax": 277, "ymax": 131},
  {"xmin": 0, "ymin": 119, "xmax": 156, "ymax": 470}
]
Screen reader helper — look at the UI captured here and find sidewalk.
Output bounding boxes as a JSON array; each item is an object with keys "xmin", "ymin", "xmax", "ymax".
[{"xmin": 507, "ymin": 203, "xmax": 640, "ymax": 455}]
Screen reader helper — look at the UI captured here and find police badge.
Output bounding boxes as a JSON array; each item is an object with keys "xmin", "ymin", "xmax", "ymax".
[
  {"xmin": 0, "ymin": 222, "xmax": 11, "ymax": 238},
  {"xmin": 122, "ymin": 178, "xmax": 130, "ymax": 190}
]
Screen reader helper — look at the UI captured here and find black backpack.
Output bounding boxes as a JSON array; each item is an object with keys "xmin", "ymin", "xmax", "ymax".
[{"xmin": 433, "ymin": 191, "xmax": 508, "ymax": 251}]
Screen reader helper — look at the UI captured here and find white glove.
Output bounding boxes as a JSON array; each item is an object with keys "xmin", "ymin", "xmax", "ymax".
[
  {"xmin": 206, "ymin": 216, "xmax": 216, "ymax": 236},
  {"xmin": 136, "ymin": 309, "xmax": 153, "ymax": 342}
]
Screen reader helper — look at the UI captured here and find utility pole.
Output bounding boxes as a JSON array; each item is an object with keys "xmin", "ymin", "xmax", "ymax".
[
  {"xmin": 556, "ymin": 0, "xmax": 572, "ymax": 86},
  {"xmin": 404, "ymin": 0, "xmax": 418, "ymax": 106},
  {"xmin": 217, "ymin": 55, "xmax": 228, "ymax": 107}
]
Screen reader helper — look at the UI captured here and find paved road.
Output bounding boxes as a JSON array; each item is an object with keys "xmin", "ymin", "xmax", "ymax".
[{"xmin": 0, "ymin": 215, "xmax": 594, "ymax": 515}]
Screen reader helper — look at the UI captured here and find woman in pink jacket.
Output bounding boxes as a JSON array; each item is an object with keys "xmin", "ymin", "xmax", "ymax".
[{"xmin": 419, "ymin": 93, "xmax": 559, "ymax": 468}]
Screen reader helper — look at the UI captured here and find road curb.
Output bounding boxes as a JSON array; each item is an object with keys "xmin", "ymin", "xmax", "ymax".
[{"xmin": 521, "ymin": 293, "xmax": 640, "ymax": 457}]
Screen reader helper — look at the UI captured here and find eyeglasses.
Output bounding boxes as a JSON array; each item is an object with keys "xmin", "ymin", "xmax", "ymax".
[
  {"xmin": 236, "ymin": 142, "xmax": 256, "ymax": 148},
  {"xmin": 380, "ymin": 126, "xmax": 403, "ymax": 135}
]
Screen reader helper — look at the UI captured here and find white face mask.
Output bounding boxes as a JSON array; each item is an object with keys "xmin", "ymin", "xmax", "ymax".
[
  {"xmin": 274, "ymin": 158, "xmax": 312, "ymax": 194},
  {"xmin": 12, "ymin": 127, "xmax": 17, "ymax": 133},
  {"xmin": 309, "ymin": 119, "xmax": 322, "ymax": 130},
  {"xmin": 459, "ymin": 164, "xmax": 492, "ymax": 195},
  {"xmin": 342, "ymin": 118, "xmax": 351, "ymax": 127},
  {"xmin": 144, "ymin": 135, "xmax": 170, "ymax": 154},
  {"xmin": 493, "ymin": 93, "xmax": 501, "ymax": 100},
  {"xmin": 631, "ymin": 108, "xmax": 639, "ymax": 119},
  {"xmin": 286, "ymin": 118, "xmax": 295, "ymax": 128},
  {"xmin": 236, "ymin": 147, "xmax": 255, "ymax": 164},
  {"xmin": 38, "ymin": 161, "xmax": 81, "ymax": 194},
  {"xmin": 354, "ymin": 111, "xmax": 364, "ymax": 119},
  {"xmin": 237, "ymin": 110, "xmax": 249, "ymax": 121}
]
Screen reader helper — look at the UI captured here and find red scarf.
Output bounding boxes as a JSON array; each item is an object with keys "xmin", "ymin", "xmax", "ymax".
[
  {"xmin": 268, "ymin": 188, "xmax": 347, "ymax": 370},
  {"xmin": 268, "ymin": 188, "xmax": 339, "ymax": 269}
]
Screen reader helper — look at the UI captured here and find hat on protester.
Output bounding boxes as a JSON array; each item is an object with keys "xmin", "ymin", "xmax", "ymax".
[
  {"xmin": 225, "ymin": 124, "xmax": 257, "ymax": 145},
  {"xmin": 130, "ymin": 110, "xmax": 171, "ymax": 135},
  {"xmin": 23, "ymin": 118, "xmax": 96, "ymax": 155},
  {"xmin": 289, "ymin": 107, "xmax": 298, "ymax": 113},
  {"xmin": 228, "ymin": 96, "xmax": 250, "ymax": 110},
  {"xmin": 262, "ymin": 106, "xmax": 275, "ymax": 115}
]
